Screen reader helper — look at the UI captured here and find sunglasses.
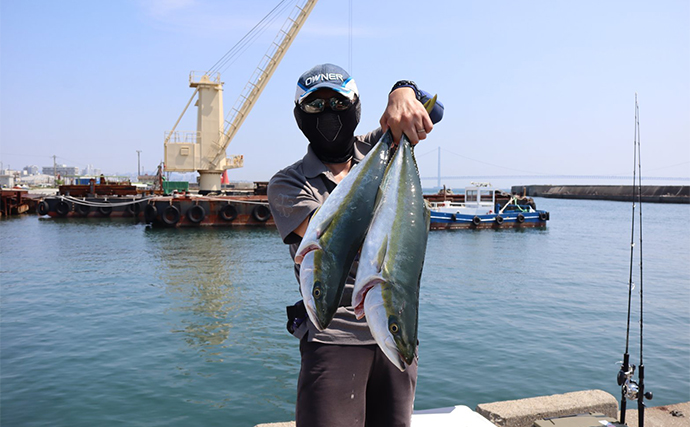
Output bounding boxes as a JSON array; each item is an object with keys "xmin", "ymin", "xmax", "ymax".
[{"xmin": 298, "ymin": 96, "xmax": 353, "ymax": 114}]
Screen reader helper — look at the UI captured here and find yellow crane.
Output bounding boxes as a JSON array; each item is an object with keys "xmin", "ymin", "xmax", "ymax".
[{"xmin": 163, "ymin": 0, "xmax": 318, "ymax": 194}]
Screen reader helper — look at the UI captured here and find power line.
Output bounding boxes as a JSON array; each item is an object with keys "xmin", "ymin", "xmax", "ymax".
[
  {"xmin": 207, "ymin": 0, "xmax": 294, "ymax": 75},
  {"xmin": 414, "ymin": 147, "xmax": 438, "ymax": 158},
  {"xmin": 439, "ymin": 146, "xmax": 546, "ymax": 175},
  {"xmin": 421, "ymin": 146, "xmax": 690, "ymax": 180},
  {"xmin": 348, "ymin": 0, "xmax": 353, "ymax": 73},
  {"xmin": 644, "ymin": 160, "xmax": 690, "ymax": 173}
]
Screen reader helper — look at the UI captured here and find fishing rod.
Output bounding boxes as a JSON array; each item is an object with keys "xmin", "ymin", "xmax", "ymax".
[{"xmin": 617, "ymin": 93, "xmax": 652, "ymax": 427}]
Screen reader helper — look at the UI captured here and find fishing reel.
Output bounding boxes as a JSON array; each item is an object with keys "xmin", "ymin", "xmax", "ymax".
[
  {"xmin": 618, "ymin": 365, "xmax": 640, "ymax": 400},
  {"xmin": 617, "ymin": 363, "xmax": 639, "ymax": 400},
  {"xmin": 617, "ymin": 362, "xmax": 653, "ymax": 402}
]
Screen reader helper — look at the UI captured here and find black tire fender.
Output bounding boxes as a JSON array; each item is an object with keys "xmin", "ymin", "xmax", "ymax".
[
  {"xmin": 162, "ymin": 205, "xmax": 180, "ymax": 226},
  {"xmin": 220, "ymin": 204, "xmax": 238, "ymax": 221},
  {"xmin": 186, "ymin": 205, "xmax": 206, "ymax": 223},
  {"xmin": 76, "ymin": 203, "xmax": 90, "ymax": 216},
  {"xmin": 472, "ymin": 216, "xmax": 481, "ymax": 226},
  {"xmin": 144, "ymin": 204, "xmax": 158, "ymax": 223},
  {"xmin": 126, "ymin": 202, "xmax": 141, "ymax": 216},
  {"xmin": 517, "ymin": 213, "xmax": 525, "ymax": 223},
  {"xmin": 98, "ymin": 205, "xmax": 113, "ymax": 216},
  {"xmin": 55, "ymin": 201, "xmax": 70, "ymax": 216},
  {"xmin": 252, "ymin": 205, "xmax": 271, "ymax": 222},
  {"xmin": 495, "ymin": 215, "xmax": 504, "ymax": 224},
  {"xmin": 37, "ymin": 201, "xmax": 50, "ymax": 216}
]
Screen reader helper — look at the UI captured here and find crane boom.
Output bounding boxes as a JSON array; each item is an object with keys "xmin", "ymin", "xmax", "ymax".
[{"xmin": 211, "ymin": 0, "xmax": 318, "ymax": 169}]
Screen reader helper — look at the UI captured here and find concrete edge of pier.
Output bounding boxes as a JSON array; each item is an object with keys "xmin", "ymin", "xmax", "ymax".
[
  {"xmin": 254, "ymin": 390, "xmax": 690, "ymax": 427},
  {"xmin": 475, "ymin": 389, "xmax": 618, "ymax": 426},
  {"xmin": 617, "ymin": 401, "xmax": 689, "ymax": 427}
]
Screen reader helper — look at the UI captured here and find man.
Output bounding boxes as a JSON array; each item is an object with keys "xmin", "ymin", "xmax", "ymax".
[{"xmin": 267, "ymin": 63, "xmax": 443, "ymax": 427}]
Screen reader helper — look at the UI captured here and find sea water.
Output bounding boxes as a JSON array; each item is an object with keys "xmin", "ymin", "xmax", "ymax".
[{"xmin": 1, "ymin": 197, "xmax": 689, "ymax": 426}]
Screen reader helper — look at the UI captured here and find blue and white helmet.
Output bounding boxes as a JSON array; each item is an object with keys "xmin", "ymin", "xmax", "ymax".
[{"xmin": 295, "ymin": 63, "xmax": 359, "ymax": 104}]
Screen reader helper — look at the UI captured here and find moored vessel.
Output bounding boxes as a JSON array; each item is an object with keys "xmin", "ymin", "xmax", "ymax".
[
  {"xmin": 1, "ymin": 188, "xmax": 31, "ymax": 216},
  {"xmin": 35, "ymin": 178, "xmax": 156, "ymax": 219},
  {"xmin": 34, "ymin": 177, "xmax": 275, "ymax": 227},
  {"xmin": 426, "ymin": 183, "xmax": 549, "ymax": 230}
]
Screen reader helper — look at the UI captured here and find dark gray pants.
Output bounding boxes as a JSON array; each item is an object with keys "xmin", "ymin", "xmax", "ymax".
[{"xmin": 296, "ymin": 340, "xmax": 418, "ymax": 427}]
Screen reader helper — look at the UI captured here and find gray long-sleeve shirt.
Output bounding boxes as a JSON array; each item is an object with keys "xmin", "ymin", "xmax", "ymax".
[{"xmin": 267, "ymin": 129, "xmax": 383, "ymax": 345}]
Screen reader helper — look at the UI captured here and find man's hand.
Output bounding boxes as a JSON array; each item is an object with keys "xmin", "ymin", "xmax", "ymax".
[{"xmin": 379, "ymin": 87, "xmax": 433, "ymax": 145}]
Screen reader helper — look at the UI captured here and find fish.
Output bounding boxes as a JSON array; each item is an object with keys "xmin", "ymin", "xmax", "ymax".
[
  {"xmin": 295, "ymin": 131, "xmax": 394, "ymax": 331},
  {"xmin": 352, "ymin": 134, "xmax": 430, "ymax": 371}
]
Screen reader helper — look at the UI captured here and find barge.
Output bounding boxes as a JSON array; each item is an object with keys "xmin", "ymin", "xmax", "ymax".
[
  {"xmin": 36, "ymin": 179, "xmax": 155, "ymax": 219},
  {"xmin": 37, "ymin": 194, "xmax": 152, "ymax": 219},
  {"xmin": 1, "ymin": 188, "xmax": 31, "ymax": 217},
  {"xmin": 36, "ymin": 178, "xmax": 275, "ymax": 228}
]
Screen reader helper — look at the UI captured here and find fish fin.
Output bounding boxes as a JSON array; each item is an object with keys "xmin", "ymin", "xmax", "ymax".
[
  {"xmin": 354, "ymin": 306, "xmax": 365, "ymax": 320},
  {"xmin": 351, "ymin": 237, "xmax": 388, "ymax": 319},
  {"xmin": 423, "ymin": 94, "xmax": 437, "ymax": 113},
  {"xmin": 400, "ymin": 134, "xmax": 411, "ymax": 149},
  {"xmin": 380, "ymin": 129, "xmax": 394, "ymax": 148},
  {"xmin": 314, "ymin": 209, "xmax": 336, "ymax": 239},
  {"xmin": 353, "ymin": 278, "xmax": 381, "ymax": 319},
  {"xmin": 295, "ymin": 243, "xmax": 320, "ymax": 265},
  {"xmin": 424, "ymin": 206, "xmax": 431, "ymax": 230},
  {"xmin": 408, "ymin": 137, "xmax": 423, "ymax": 178},
  {"xmin": 373, "ymin": 182, "xmax": 385, "ymax": 210},
  {"xmin": 375, "ymin": 235, "xmax": 388, "ymax": 273}
]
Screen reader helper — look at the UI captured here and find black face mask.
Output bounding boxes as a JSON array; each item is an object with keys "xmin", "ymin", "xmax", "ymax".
[{"xmin": 294, "ymin": 98, "xmax": 361, "ymax": 163}]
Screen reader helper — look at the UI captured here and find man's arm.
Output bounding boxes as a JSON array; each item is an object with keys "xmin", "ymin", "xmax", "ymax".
[
  {"xmin": 267, "ymin": 170, "xmax": 319, "ymax": 244},
  {"xmin": 293, "ymin": 217, "xmax": 309, "ymax": 238}
]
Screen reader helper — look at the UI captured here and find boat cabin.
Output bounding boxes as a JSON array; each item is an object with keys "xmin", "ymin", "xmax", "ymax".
[{"xmin": 430, "ymin": 183, "xmax": 498, "ymax": 215}]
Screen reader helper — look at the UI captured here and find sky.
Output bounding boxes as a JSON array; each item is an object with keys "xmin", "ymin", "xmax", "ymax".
[{"xmin": 1, "ymin": 0, "xmax": 688, "ymax": 190}]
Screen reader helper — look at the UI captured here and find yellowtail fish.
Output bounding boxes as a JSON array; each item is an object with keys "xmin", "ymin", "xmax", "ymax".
[
  {"xmin": 295, "ymin": 131, "xmax": 394, "ymax": 331},
  {"xmin": 352, "ymin": 134, "xmax": 430, "ymax": 371}
]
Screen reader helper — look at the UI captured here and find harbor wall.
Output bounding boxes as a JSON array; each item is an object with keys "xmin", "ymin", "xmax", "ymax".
[{"xmin": 511, "ymin": 185, "xmax": 689, "ymax": 204}]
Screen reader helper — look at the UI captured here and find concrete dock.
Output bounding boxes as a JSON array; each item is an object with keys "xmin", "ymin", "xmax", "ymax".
[
  {"xmin": 475, "ymin": 389, "xmax": 617, "ymax": 426},
  {"xmin": 254, "ymin": 390, "xmax": 689, "ymax": 426},
  {"xmin": 620, "ymin": 401, "xmax": 689, "ymax": 427}
]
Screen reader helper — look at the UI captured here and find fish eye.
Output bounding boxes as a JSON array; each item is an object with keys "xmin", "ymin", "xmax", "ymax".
[
  {"xmin": 389, "ymin": 323, "xmax": 399, "ymax": 334},
  {"xmin": 313, "ymin": 288, "xmax": 321, "ymax": 298}
]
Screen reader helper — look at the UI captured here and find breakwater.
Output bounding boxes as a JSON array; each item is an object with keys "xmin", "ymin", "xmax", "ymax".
[{"xmin": 511, "ymin": 185, "xmax": 689, "ymax": 203}]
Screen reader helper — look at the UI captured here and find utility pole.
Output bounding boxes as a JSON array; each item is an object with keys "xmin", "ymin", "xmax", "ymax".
[
  {"xmin": 136, "ymin": 150, "xmax": 142, "ymax": 179},
  {"xmin": 52, "ymin": 155, "xmax": 57, "ymax": 186}
]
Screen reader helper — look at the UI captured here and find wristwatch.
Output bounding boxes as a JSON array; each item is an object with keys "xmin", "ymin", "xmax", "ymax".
[{"xmin": 390, "ymin": 80, "xmax": 422, "ymax": 101}]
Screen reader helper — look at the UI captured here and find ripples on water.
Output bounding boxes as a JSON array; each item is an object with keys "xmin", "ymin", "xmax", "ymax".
[{"xmin": 1, "ymin": 198, "xmax": 689, "ymax": 426}]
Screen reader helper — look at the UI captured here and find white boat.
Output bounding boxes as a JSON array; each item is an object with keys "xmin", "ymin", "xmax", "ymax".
[{"xmin": 426, "ymin": 183, "xmax": 549, "ymax": 230}]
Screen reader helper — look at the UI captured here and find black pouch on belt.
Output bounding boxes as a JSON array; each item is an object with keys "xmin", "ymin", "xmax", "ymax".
[{"xmin": 286, "ymin": 300, "xmax": 307, "ymax": 335}]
